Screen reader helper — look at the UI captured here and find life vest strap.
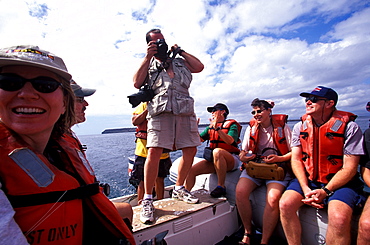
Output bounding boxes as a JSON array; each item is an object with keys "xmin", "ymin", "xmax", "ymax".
[
  {"xmin": 278, "ymin": 137, "xmax": 287, "ymax": 144},
  {"xmin": 7, "ymin": 182, "xmax": 100, "ymax": 208},
  {"xmin": 325, "ymin": 132, "xmax": 344, "ymax": 139},
  {"xmin": 209, "ymin": 140, "xmax": 239, "ymax": 149},
  {"xmin": 327, "ymin": 155, "xmax": 343, "ymax": 165},
  {"xmin": 300, "ymin": 132, "xmax": 309, "ymax": 139}
]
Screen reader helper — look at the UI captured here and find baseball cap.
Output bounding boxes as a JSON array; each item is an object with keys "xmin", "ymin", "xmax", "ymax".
[
  {"xmin": 207, "ymin": 103, "xmax": 229, "ymax": 115},
  {"xmin": 71, "ymin": 80, "xmax": 96, "ymax": 97},
  {"xmin": 300, "ymin": 86, "xmax": 338, "ymax": 105},
  {"xmin": 0, "ymin": 45, "xmax": 71, "ymax": 81}
]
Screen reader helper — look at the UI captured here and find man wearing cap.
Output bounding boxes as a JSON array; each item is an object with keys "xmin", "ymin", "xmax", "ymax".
[
  {"xmin": 279, "ymin": 86, "xmax": 364, "ymax": 244},
  {"xmin": 70, "ymin": 80, "xmax": 134, "ymax": 226},
  {"xmin": 185, "ymin": 103, "xmax": 241, "ymax": 198},
  {"xmin": 71, "ymin": 80, "xmax": 96, "ymax": 124}
]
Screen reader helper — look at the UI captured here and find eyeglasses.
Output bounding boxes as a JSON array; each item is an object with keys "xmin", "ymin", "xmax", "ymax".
[
  {"xmin": 305, "ymin": 96, "xmax": 327, "ymax": 103},
  {"xmin": 251, "ymin": 109, "xmax": 266, "ymax": 115},
  {"xmin": 0, "ymin": 73, "xmax": 62, "ymax": 93},
  {"xmin": 76, "ymin": 97, "xmax": 85, "ymax": 103}
]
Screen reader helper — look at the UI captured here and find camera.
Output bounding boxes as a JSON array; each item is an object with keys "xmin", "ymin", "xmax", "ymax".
[
  {"xmin": 154, "ymin": 39, "xmax": 169, "ymax": 62},
  {"xmin": 127, "ymin": 85, "xmax": 155, "ymax": 108},
  {"xmin": 155, "ymin": 39, "xmax": 166, "ymax": 47}
]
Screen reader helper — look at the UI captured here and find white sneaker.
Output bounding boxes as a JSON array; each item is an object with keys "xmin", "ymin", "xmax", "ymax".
[
  {"xmin": 140, "ymin": 199, "xmax": 155, "ymax": 224},
  {"xmin": 172, "ymin": 187, "xmax": 199, "ymax": 204}
]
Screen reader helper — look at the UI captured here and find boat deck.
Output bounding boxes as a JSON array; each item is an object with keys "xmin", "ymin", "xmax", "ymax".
[{"xmin": 131, "ymin": 189, "xmax": 225, "ymax": 233}]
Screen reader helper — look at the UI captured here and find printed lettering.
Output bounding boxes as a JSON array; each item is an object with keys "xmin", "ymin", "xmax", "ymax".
[
  {"xmin": 56, "ymin": 226, "xmax": 65, "ymax": 240},
  {"xmin": 25, "ymin": 230, "xmax": 35, "ymax": 244},
  {"xmin": 69, "ymin": 224, "xmax": 78, "ymax": 237},
  {"xmin": 48, "ymin": 228, "xmax": 56, "ymax": 241},
  {"xmin": 25, "ymin": 229, "xmax": 45, "ymax": 244},
  {"xmin": 35, "ymin": 229, "xmax": 45, "ymax": 244},
  {"xmin": 10, "ymin": 48, "xmax": 55, "ymax": 60},
  {"xmin": 28, "ymin": 224, "xmax": 78, "ymax": 243},
  {"xmin": 65, "ymin": 225, "xmax": 71, "ymax": 239}
]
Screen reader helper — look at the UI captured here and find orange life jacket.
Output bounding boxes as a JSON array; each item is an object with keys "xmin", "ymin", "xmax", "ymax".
[
  {"xmin": 208, "ymin": 119, "xmax": 241, "ymax": 154},
  {"xmin": 299, "ymin": 110, "xmax": 357, "ymax": 184},
  {"xmin": 135, "ymin": 121, "xmax": 147, "ymax": 140},
  {"xmin": 249, "ymin": 114, "xmax": 290, "ymax": 155},
  {"xmin": 0, "ymin": 123, "xmax": 135, "ymax": 245}
]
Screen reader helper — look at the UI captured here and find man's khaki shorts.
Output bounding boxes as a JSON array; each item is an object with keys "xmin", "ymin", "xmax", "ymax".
[{"xmin": 147, "ymin": 112, "xmax": 201, "ymax": 150}]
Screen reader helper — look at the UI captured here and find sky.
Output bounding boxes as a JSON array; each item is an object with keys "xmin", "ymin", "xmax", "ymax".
[{"xmin": 1, "ymin": 0, "xmax": 369, "ymax": 135}]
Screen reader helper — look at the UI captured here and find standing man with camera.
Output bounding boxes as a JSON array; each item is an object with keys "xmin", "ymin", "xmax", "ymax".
[{"xmin": 133, "ymin": 29, "xmax": 204, "ymax": 224}]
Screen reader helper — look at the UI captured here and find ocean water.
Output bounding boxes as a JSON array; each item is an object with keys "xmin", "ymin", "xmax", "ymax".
[{"xmin": 78, "ymin": 117, "xmax": 370, "ymax": 199}]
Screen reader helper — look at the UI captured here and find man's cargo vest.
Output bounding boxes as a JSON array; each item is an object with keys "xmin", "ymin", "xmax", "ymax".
[{"xmin": 147, "ymin": 58, "xmax": 194, "ymax": 117}]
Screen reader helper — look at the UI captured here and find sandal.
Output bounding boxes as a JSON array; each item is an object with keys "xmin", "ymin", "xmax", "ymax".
[{"xmin": 238, "ymin": 233, "xmax": 251, "ymax": 245}]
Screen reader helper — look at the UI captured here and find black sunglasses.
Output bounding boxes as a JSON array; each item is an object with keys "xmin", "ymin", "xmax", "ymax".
[
  {"xmin": 305, "ymin": 96, "xmax": 327, "ymax": 103},
  {"xmin": 0, "ymin": 73, "xmax": 62, "ymax": 93},
  {"xmin": 251, "ymin": 109, "xmax": 266, "ymax": 115},
  {"xmin": 211, "ymin": 108, "xmax": 222, "ymax": 113}
]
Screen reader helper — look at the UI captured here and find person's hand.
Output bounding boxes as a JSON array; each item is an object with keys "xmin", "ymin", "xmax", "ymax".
[
  {"xmin": 147, "ymin": 40, "xmax": 158, "ymax": 57},
  {"xmin": 301, "ymin": 188, "xmax": 325, "ymax": 209},
  {"xmin": 171, "ymin": 44, "xmax": 180, "ymax": 52},
  {"xmin": 239, "ymin": 150, "xmax": 256, "ymax": 162},
  {"xmin": 263, "ymin": 154, "xmax": 280, "ymax": 163},
  {"xmin": 171, "ymin": 44, "xmax": 181, "ymax": 53},
  {"xmin": 209, "ymin": 118, "xmax": 217, "ymax": 129}
]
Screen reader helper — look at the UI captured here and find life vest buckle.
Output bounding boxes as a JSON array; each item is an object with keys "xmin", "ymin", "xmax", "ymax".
[{"xmin": 99, "ymin": 183, "xmax": 111, "ymax": 196}]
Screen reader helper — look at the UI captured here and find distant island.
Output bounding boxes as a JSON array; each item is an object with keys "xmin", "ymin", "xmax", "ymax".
[{"xmin": 101, "ymin": 120, "xmax": 300, "ymax": 134}]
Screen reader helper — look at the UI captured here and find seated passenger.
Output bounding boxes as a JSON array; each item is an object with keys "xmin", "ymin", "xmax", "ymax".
[
  {"xmin": 0, "ymin": 45, "xmax": 134, "ymax": 245},
  {"xmin": 70, "ymin": 80, "xmax": 134, "ymax": 225},
  {"xmin": 185, "ymin": 103, "xmax": 241, "ymax": 198},
  {"xmin": 279, "ymin": 86, "xmax": 364, "ymax": 245},
  {"xmin": 236, "ymin": 98, "xmax": 292, "ymax": 245}
]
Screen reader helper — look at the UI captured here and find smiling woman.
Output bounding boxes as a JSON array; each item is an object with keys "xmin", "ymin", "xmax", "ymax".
[
  {"xmin": 0, "ymin": 45, "xmax": 135, "ymax": 245},
  {"xmin": 0, "ymin": 66, "xmax": 69, "ymax": 152}
]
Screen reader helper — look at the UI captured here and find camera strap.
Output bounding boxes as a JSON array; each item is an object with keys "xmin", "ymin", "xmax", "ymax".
[{"xmin": 148, "ymin": 60, "xmax": 165, "ymax": 88}]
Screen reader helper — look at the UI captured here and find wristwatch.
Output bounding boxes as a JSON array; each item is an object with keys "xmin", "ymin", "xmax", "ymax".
[
  {"xmin": 215, "ymin": 127, "xmax": 221, "ymax": 131},
  {"xmin": 321, "ymin": 186, "xmax": 334, "ymax": 197}
]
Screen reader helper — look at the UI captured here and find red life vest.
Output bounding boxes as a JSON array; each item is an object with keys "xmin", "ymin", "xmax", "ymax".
[
  {"xmin": 248, "ymin": 114, "xmax": 290, "ymax": 155},
  {"xmin": 299, "ymin": 110, "xmax": 357, "ymax": 184},
  {"xmin": 135, "ymin": 121, "xmax": 147, "ymax": 140},
  {"xmin": 0, "ymin": 123, "xmax": 135, "ymax": 245},
  {"xmin": 134, "ymin": 104, "xmax": 148, "ymax": 140},
  {"xmin": 208, "ymin": 119, "xmax": 241, "ymax": 154}
]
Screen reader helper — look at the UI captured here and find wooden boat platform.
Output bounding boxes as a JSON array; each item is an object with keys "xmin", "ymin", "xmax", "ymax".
[{"xmin": 131, "ymin": 188, "xmax": 226, "ymax": 233}]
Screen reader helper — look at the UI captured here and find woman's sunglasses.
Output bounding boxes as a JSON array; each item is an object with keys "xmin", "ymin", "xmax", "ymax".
[
  {"xmin": 251, "ymin": 109, "xmax": 266, "ymax": 115},
  {"xmin": 0, "ymin": 73, "xmax": 62, "ymax": 93},
  {"xmin": 305, "ymin": 96, "xmax": 326, "ymax": 103}
]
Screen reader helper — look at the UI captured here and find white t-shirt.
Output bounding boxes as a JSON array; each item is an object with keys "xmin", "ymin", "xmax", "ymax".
[{"xmin": 242, "ymin": 124, "xmax": 292, "ymax": 155}]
